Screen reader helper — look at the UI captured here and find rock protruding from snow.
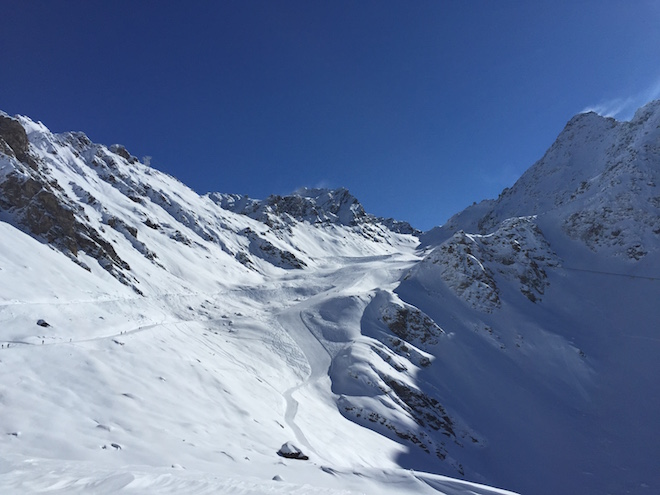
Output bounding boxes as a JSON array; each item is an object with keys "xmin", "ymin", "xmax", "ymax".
[
  {"xmin": 1, "ymin": 111, "xmax": 419, "ymax": 290},
  {"xmin": 0, "ymin": 116, "xmax": 138, "ymax": 288},
  {"xmin": 410, "ymin": 217, "xmax": 559, "ymax": 311},
  {"xmin": 0, "ymin": 114, "xmax": 38, "ymax": 170},
  {"xmin": 381, "ymin": 303, "xmax": 444, "ymax": 348},
  {"xmin": 241, "ymin": 228, "xmax": 306, "ymax": 269},
  {"xmin": 327, "ymin": 291, "xmax": 480, "ymax": 475},
  {"xmin": 212, "ymin": 188, "xmax": 366, "ymax": 227},
  {"xmin": 277, "ymin": 442, "xmax": 309, "ymax": 460},
  {"xmin": 210, "ymin": 187, "xmax": 420, "ymax": 236}
]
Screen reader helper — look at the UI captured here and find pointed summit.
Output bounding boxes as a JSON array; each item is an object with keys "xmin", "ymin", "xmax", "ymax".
[{"xmin": 425, "ymin": 99, "xmax": 660, "ymax": 259}]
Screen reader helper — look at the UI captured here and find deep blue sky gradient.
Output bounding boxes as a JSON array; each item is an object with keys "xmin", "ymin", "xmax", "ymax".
[{"xmin": 2, "ymin": 1, "xmax": 660, "ymax": 230}]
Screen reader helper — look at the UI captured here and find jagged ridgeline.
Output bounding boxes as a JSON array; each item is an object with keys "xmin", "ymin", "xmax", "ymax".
[
  {"xmin": 0, "ymin": 111, "xmax": 417, "ymax": 294},
  {"xmin": 1, "ymin": 102, "xmax": 659, "ymax": 495}
]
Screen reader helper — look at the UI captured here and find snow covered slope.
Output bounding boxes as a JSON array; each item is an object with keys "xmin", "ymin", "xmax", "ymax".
[
  {"xmin": 1, "ymin": 101, "xmax": 659, "ymax": 495},
  {"xmin": 405, "ymin": 100, "xmax": 660, "ymax": 494},
  {"xmin": 0, "ymin": 111, "xmax": 510, "ymax": 495},
  {"xmin": 424, "ymin": 100, "xmax": 660, "ymax": 260}
]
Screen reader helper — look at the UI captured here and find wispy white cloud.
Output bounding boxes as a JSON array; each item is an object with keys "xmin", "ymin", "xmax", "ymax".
[
  {"xmin": 288, "ymin": 180, "xmax": 334, "ymax": 195},
  {"xmin": 313, "ymin": 179, "xmax": 332, "ymax": 190},
  {"xmin": 581, "ymin": 76, "xmax": 660, "ymax": 120}
]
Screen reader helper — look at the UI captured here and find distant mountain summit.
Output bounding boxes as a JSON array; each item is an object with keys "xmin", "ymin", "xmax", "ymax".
[
  {"xmin": 0, "ymin": 112, "xmax": 417, "ymax": 292},
  {"xmin": 210, "ymin": 187, "xmax": 419, "ymax": 234},
  {"xmin": 425, "ymin": 99, "xmax": 660, "ymax": 260},
  {"xmin": 211, "ymin": 187, "xmax": 368, "ymax": 226}
]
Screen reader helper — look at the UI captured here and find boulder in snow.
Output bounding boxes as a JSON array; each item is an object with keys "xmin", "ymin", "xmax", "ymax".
[{"xmin": 277, "ymin": 441, "xmax": 309, "ymax": 460}]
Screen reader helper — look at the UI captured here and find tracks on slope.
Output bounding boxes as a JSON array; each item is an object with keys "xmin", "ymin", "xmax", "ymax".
[{"xmin": 274, "ymin": 252, "xmax": 420, "ymax": 458}]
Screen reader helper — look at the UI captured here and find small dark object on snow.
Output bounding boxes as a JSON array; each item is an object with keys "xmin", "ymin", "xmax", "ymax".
[
  {"xmin": 37, "ymin": 319, "xmax": 50, "ymax": 328},
  {"xmin": 277, "ymin": 441, "xmax": 308, "ymax": 460},
  {"xmin": 111, "ymin": 443, "xmax": 122, "ymax": 450}
]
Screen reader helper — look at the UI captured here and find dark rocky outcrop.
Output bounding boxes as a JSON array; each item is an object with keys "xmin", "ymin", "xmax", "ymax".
[
  {"xmin": 277, "ymin": 442, "xmax": 309, "ymax": 460},
  {"xmin": 0, "ymin": 118, "xmax": 136, "ymax": 289},
  {"xmin": 241, "ymin": 228, "xmax": 306, "ymax": 270},
  {"xmin": 0, "ymin": 114, "xmax": 38, "ymax": 170},
  {"xmin": 0, "ymin": 170, "xmax": 132, "ymax": 277},
  {"xmin": 210, "ymin": 188, "xmax": 420, "ymax": 236}
]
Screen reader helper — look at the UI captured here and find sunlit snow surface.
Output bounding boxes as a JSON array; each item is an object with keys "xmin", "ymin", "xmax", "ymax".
[{"xmin": 0, "ymin": 222, "xmax": 512, "ymax": 495}]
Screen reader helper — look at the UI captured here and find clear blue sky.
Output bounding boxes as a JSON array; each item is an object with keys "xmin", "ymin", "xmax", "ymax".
[{"xmin": 2, "ymin": 1, "xmax": 659, "ymax": 230}]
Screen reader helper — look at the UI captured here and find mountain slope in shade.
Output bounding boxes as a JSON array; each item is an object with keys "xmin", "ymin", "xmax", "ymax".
[
  {"xmin": 1, "ymin": 102, "xmax": 659, "ymax": 495},
  {"xmin": 401, "ymin": 100, "xmax": 660, "ymax": 494}
]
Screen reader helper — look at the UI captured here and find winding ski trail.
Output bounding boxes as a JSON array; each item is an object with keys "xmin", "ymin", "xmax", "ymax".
[{"xmin": 274, "ymin": 252, "xmax": 420, "ymax": 458}]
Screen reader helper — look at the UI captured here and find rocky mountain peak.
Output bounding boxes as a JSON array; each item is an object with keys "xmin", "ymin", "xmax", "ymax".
[
  {"xmin": 210, "ymin": 186, "xmax": 367, "ymax": 227},
  {"xmin": 0, "ymin": 112, "xmax": 419, "ymax": 293},
  {"xmin": 210, "ymin": 186, "xmax": 419, "ymax": 235},
  {"xmin": 2, "ymin": 103, "xmax": 660, "ymax": 495},
  {"xmin": 0, "ymin": 113, "xmax": 38, "ymax": 170},
  {"xmin": 424, "ymin": 99, "xmax": 660, "ymax": 260}
]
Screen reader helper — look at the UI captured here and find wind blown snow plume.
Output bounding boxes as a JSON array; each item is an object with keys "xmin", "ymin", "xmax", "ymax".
[{"xmin": 581, "ymin": 77, "xmax": 660, "ymax": 120}]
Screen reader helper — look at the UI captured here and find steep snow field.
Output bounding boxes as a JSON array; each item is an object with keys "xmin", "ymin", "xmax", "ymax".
[{"xmin": 408, "ymin": 101, "xmax": 660, "ymax": 494}]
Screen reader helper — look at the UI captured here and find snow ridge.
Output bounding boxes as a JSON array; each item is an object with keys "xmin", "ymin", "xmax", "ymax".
[{"xmin": 427, "ymin": 99, "xmax": 660, "ymax": 260}]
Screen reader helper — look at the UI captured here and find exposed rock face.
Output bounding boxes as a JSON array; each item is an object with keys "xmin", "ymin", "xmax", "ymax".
[
  {"xmin": 2, "ymin": 104, "xmax": 659, "ymax": 494},
  {"xmin": 277, "ymin": 442, "xmax": 309, "ymax": 460},
  {"xmin": 0, "ymin": 115, "xmax": 141, "ymax": 289},
  {"xmin": 108, "ymin": 144, "xmax": 138, "ymax": 164},
  {"xmin": 336, "ymin": 367, "xmax": 478, "ymax": 477},
  {"xmin": 0, "ymin": 126, "xmax": 135, "ymax": 287},
  {"xmin": 328, "ymin": 292, "xmax": 481, "ymax": 476},
  {"xmin": 211, "ymin": 188, "xmax": 367, "ymax": 227},
  {"xmin": 411, "ymin": 217, "xmax": 559, "ymax": 312},
  {"xmin": 0, "ymin": 112, "xmax": 419, "ymax": 295},
  {"xmin": 210, "ymin": 187, "xmax": 420, "ymax": 235},
  {"xmin": 241, "ymin": 227, "xmax": 306, "ymax": 269},
  {"xmin": 381, "ymin": 303, "xmax": 444, "ymax": 347},
  {"xmin": 0, "ymin": 114, "xmax": 38, "ymax": 169}
]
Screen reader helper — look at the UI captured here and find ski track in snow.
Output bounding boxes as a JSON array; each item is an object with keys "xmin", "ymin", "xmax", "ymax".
[{"xmin": 277, "ymin": 253, "xmax": 416, "ymax": 458}]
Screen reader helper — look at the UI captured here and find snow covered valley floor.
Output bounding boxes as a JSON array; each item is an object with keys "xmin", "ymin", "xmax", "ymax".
[{"xmin": 0, "ymin": 241, "xmax": 516, "ymax": 494}]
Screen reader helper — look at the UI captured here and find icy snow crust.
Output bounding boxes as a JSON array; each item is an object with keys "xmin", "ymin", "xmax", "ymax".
[{"xmin": 1, "ymin": 103, "xmax": 660, "ymax": 494}]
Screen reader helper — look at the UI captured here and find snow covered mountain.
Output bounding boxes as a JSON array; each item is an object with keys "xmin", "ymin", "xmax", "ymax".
[
  {"xmin": 1, "ymin": 102, "xmax": 659, "ymax": 495},
  {"xmin": 404, "ymin": 101, "xmax": 660, "ymax": 494},
  {"xmin": 425, "ymin": 100, "xmax": 660, "ymax": 259}
]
